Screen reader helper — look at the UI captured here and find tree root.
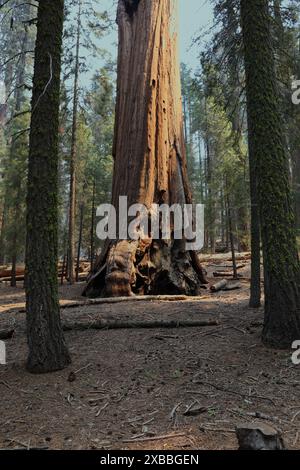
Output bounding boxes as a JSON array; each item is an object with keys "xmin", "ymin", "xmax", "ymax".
[{"xmin": 84, "ymin": 239, "xmax": 208, "ymax": 298}]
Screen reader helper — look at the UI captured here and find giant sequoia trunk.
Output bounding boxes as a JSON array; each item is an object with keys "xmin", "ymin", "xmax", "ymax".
[
  {"xmin": 241, "ymin": 0, "xmax": 300, "ymax": 348},
  {"xmin": 84, "ymin": 0, "xmax": 207, "ymax": 298}
]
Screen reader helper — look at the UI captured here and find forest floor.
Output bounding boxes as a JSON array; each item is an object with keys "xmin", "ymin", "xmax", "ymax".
[{"xmin": 0, "ymin": 253, "xmax": 299, "ymax": 451}]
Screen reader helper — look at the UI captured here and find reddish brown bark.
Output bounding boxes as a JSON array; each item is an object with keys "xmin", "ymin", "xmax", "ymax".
[{"xmin": 84, "ymin": 0, "xmax": 206, "ymax": 298}]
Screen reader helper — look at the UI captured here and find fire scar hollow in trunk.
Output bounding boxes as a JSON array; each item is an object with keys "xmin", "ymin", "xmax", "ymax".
[{"xmin": 83, "ymin": 0, "xmax": 207, "ymax": 298}]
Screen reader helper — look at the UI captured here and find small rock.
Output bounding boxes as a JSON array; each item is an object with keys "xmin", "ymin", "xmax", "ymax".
[
  {"xmin": 67, "ymin": 371, "xmax": 76, "ymax": 382},
  {"xmin": 236, "ymin": 423, "xmax": 285, "ymax": 450},
  {"xmin": 184, "ymin": 405, "xmax": 208, "ymax": 417}
]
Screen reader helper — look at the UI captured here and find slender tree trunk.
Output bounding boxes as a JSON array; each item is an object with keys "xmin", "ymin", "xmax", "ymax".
[
  {"xmin": 225, "ymin": 201, "xmax": 230, "ymax": 251},
  {"xmin": 7, "ymin": 6, "xmax": 30, "ymax": 277},
  {"xmin": 220, "ymin": 189, "xmax": 226, "ymax": 246},
  {"xmin": 197, "ymin": 131, "xmax": 204, "ymax": 201},
  {"xmin": 76, "ymin": 201, "xmax": 84, "ymax": 282},
  {"xmin": 0, "ymin": 197, "xmax": 8, "ymax": 264},
  {"xmin": 206, "ymin": 142, "xmax": 215, "ymax": 253},
  {"xmin": 226, "ymin": 192, "xmax": 238, "ymax": 279},
  {"xmin": 203, "ymin": 136, "xmax": 209, "ymax": 250},
  {"xmin": 67, "ymin": 0, "xmax": 81, "ymax": 285},
  {"xmin": 10, "ymin": 30, "xmax": 28, "ymax": 287},
  {"xmin": 84, "ymin": 0, "xmax": 206, "ymax": 298},
  {"xmin": 241, "ymin": 0, "xmax": 300, "ymax": 348},
  {"xmin": 10, "ymin": 185, "xmax": 21, "ymax": 287},
  {"xmin": 61, "ymin": 253, "xmax": 66, "ymax": 285},
  {"xmin": 204, "ymin": 98, "xmax": 215, "ymax": 254},
  {"xmin": 25, "ymin": 0, "xmax": 71, "ymax": 373},
  {"xmin": 90, "ymin": 179, "xmax": 96, "ymax": 271}
]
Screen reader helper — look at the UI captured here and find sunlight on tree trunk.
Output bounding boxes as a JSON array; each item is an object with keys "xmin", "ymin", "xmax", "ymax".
[{"xmin": 84, "ymin": 0, "xmax": 207, "ymax": 298}]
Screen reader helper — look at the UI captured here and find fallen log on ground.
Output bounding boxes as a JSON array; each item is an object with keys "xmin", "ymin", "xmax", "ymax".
[
  {"xmin": 17, "ymin": 295, "xmax": 204, "ymax": 313},
  {"xmin": 213, "ymin": 272, "xmax": 243, "ymax": 278},
  {"xmin": 0, "ymin": 267, "xmax": 24, "ymax": 278},
  {"xmin": 210, "ymin": 280, "xmax": 228, "ymax": 292},
  {"xmin": 0, "ymin": 276, "xmax": 25, "ymax": 283},
  {"xmin": 208, "ymin": 264, "xmax": 246, "ymax": 270},
  {"xmin": 0, "ymin": 261, "xmax": 90, "ymax": 282},
  {"xmin": 1, "ymin": 273, "xmax": 87, "ymax": 285},
  {"xmin": 210, "ymin": 280, "xmax": 242, "ymax": 292},
  {"xmin": 63, "ymin": 318, "xmax": 219, "ymax": 331},
  {"xmin": 59, "ymin": 295, "xmax": 204, "ymax": 310},
  {"xmin": 227, "ymin": 253, "xmax": 251, "ymax": 262},
  {"xmin": 200, "ymin": 252, "xmax": 251, "ymax": 264},
  {"xmin": 222, "ymin": 282, "xmax": 241, "ymax": 291},
  {"xmin": 0, "ymin": 329, "xmax": 14, "ymax": 340}
]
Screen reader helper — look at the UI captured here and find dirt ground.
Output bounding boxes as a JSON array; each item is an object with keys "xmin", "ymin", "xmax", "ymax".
[{"xmin": 0, "ymin": 254, "xmax": 299, "ymax": 450}]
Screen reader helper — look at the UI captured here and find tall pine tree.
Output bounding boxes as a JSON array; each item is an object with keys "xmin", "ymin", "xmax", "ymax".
[
  {"xmin": 241, "ymin": 0, "xmax": 300, "ymax": 348},
  {"xmin": 26, "ymin": 0, "xmax": 71, "ymax": 372}
]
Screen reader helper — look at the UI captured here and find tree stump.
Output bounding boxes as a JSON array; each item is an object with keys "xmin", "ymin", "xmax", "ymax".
[{"xmin": 236, "ymin": 423, "xmax": 285, "ymax": 450}]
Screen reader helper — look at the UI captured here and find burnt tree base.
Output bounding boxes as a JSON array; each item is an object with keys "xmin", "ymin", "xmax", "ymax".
[{"xmin": 83, "ymin": 239, "xmax": 207, "ymax": 298}]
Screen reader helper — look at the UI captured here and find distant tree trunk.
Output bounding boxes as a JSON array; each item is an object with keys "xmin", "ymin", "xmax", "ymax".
[
  {"xmin": 226, "ymin": 192, "xmax": 238, "ymax": 279},
  {"xmin": 241, "ymin": 0, "xmax": 300, "ymax": 347},
  {"xmin": 220, "ymin": 189, "xmax": 225, "ymax": 245},
  {"xmin": 10, "ymin": 23, "xmax": 29, "ymax": 287},
  {"xmin": 67, "ymin": 0, "xmax": 82, "ymax": 285},
  {"xmin": 61, "ymin": 253, "xmax": 66, "ymax": 285},
  {"xmin": 10, "ymin": 185, "xmax": 21, "ymax": 287},
  {"xmin": 84, "ymin": 0, "xmax": 206, "ymax": 298},
  {"xmin": 273, "ymin": 0, "xmax": 285, "ymax": 75},
  {"xmin": 197, "ymin": 131, "xmax": 204, "ymax": 201},
  {"xmin": 0, "ymin": 197, "xmax": 8, "ymax": 264},
  {"xmin": 90, "ymin": 178, "xmax": 96, "ymax": 271},
  {"xmin": 76, "ymin": 200, "xmax": 84, "ymax": 282},
  {"xmin": 25, "ymin": 0, "xmax": 71, "ymax": 373},
  {"xmin": 224, "ymin": 0, "xmax": 249, "ymax": 252},
  {"xmin": 204, "ymin": 98, "xmax": 215, "ymax": 254}
]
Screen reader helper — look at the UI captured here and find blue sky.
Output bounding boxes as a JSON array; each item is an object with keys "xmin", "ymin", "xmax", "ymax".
[
  {"xmin": 99, "ymin": 0, "xmax": 214, "ymax": 71},
  {"xmin": 179, "ymin": 0, "xmax": 213, "ymax": 69}
]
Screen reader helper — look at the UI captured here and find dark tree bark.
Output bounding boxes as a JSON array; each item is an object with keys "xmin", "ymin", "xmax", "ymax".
[
  {"xmin": 25, "ymin": 0, "xmax": 71, "ymax": 373},
  {"xmin": 67, "ymin": 0, "xmax": 82, "ymax": 284},
  {"xmin": 241, "ymin": 0, "xmax": 300, "ymax": 348},
  {"xmin": 2, "ymin": 3, "xmax": 31, "ymax": 274},
  {"xmin": 226, "ymin": 193, "xmax": 238, "ymax": 280},
  {"xmin": 84, "ymin": 0, "xmax": 207, "ymax": 298},
  {"xmin": 0, "ymin": 202, "xmax": 7, "ymax": 264},
  {"xmin": 61, "ymin": 253, "xmax": 66, "ymax": 285},
  {"xmin": 249, "ymin": 154, "xmax": 261, "ymax": 308},
  {"xmin": 10, "ymin": 185, "xmax": 21, "ymax": 288},
  {"xmin": 76, "ymin": 200, "xmax": 84, "ymax": 282},
  {"xmin": 90, "ymin": 179, "xmax": 96, "ymax": 271},
  {"xmin": 293, "ymin": 150, "xmax": 300, "ymax": 232}
]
